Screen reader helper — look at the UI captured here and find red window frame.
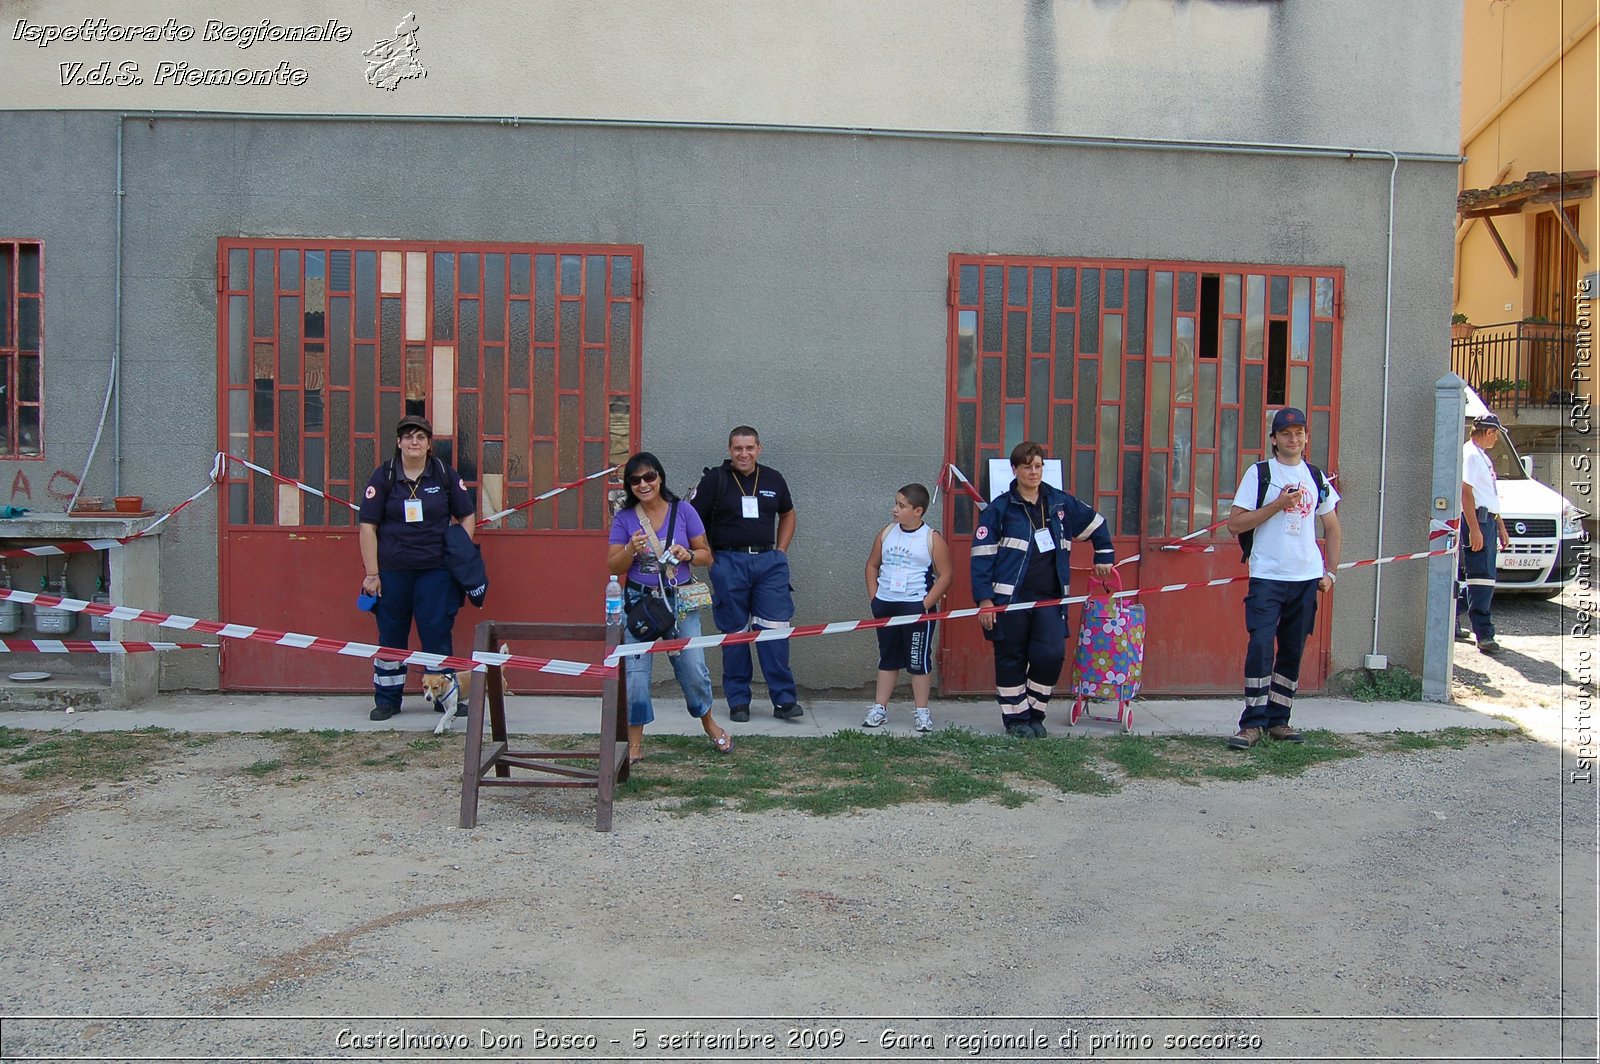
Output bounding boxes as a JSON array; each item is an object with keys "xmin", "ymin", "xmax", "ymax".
[
  {"xmin": 0, "ymin": 240, "xmax": 45, "ymax": 459},
  {"xmin": 217, "ymin": 239, "xmax": 642, "ymax": 534},
  {"xmin": 945, "ymin": 254, "xmax": 1343, "ymax": 542}
]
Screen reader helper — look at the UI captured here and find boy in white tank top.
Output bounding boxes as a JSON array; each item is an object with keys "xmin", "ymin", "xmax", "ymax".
[{"xmin": 863, "ymin": 484, "xmax": 953, "ymax": 732}]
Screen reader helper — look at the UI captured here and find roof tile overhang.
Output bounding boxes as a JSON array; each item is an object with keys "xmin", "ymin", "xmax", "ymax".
[{"xmin": 1458, "ymin": 170, "xmax": 1596, "ymax": 217}]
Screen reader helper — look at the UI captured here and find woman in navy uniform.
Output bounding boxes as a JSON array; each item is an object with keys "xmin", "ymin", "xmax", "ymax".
[
  {"xmin": 970, "ymin": 441, "xmax": 1114, "ymax": 737},
  {"xmin": 358, "ymin": 415, "xmax": 476, "ymax": 721}
]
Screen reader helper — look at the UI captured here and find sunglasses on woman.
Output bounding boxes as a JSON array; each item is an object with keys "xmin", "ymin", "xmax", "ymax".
[{"xmin": 627, "ymin": 471, "xmax": 660, "ymax": 486}]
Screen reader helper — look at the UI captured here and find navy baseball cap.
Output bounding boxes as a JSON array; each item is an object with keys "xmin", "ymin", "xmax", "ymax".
[
  {"xmin": 1473, "ymin": 412, "xmax": 1504, "ymax": 431},
  {"xmin": 1270, "ymin": 407, "xmax": 1308, "ymax": 434}
]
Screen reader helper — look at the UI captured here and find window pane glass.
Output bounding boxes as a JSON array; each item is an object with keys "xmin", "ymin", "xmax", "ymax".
[
  {"xmin": 1104, "ymin": 268, "xmax": 1124, "ymax": 310},
  {"xmin": 1315, "ymin": 276, "xmax": 1335, "ymax": 317},
  {"xmin": 1197, "ymin": 362, "xmax": 1216, "ymax": 449},
  {"xmin": 1079, "ymin": 269, "xmax": 1100, "ymax": 354},
  {"xmin": 1075, "ymin": 451, "xmax": 1095, "ymax": 501},
  {"xmin": 1145, "ymin": 451, "xmax": 1167, "ymax": 537},
  {"xmin": 1169, "ymin": 494, "xmax": 1190, "ymax": 537},
  {"xmin": 956, "ymin": 403, "xmax": 977, "ymax": 488},
  {"xmin": 610, "ymin": 256, "xmax": 632, "ymax": 300},
  {"xmin": 1195, "ymin": 452, "xmax": 1215, "ymax": 531},
  {"xmin": 253, "ymin": 249, "xmax": 275, "ymax": 335},
  {"xmin": 1153, "ymin": 271, "xmax": 1172, "ymax": 356},
  {"xmin": 1224, "ymin": 273, "xmax": 1241, "ymax": 315},
  {"xmin": 1220, "ymin": 409, "xmax": 1239, "ymax": 491},
  {"xmin": 1177, "ymin": 272, "xmax": 1197, "ymax": 313},
  {"xmin": 1006, "ymin": 311, "xmax": 1026, "ymax": 397},
  {"xmin": 1047, "ymin": 266, "xmax": 1073, "ymax": 310},
  {"xmin": 1244, "ymin": 364, "xmax": 1264, "ymax": 450},
  {"xmin": 228, "ymin": 248, "xmax": 248, "ymax": 291},
  {"xmin": 534, "ymin": 350, "xmax": 555, "ymax": 436},
  {"xmin": 1053, "ymin": 313, "xmax": 1075, "ymax": 398},
  {"xmin": 1124, "ymin": 360, "xmax": 1145, "ymax": 447},
  {"xmin": 1290, "ymin": 364, "xmax": 1308, "ymax": 411},
  {"xmin": 535, "ymin": 255, "xmax": 556, "ymax": 342},
  {"xmin": 17, "ymin": 298, "xmax": 39, "ymax": 352},
  {"xmin": 609, "ymin": 303, "xmax": 632, "ymax": 391},
  {"xmin": 1097, "ymin": 406, "xmax": 1119, "ymax": 492},
  {"xmin": 510, "ymin": 253, "xmax": 531, "ymax": 296},
  {"xmin": 1004, "ymin": 402, "xmax": 1025, "ymax": 455},
  {"xmin": 355, "ymin": 344, "xmax": 375, "ymax": 434},
  {"xmin": 278, "ymin": 249, "xmax": 300, "ymax": 291},
  {"xmin": 1311, "ymin": 410, "xmax": 1330, "ymax": 468},
  {"xmin": 958, "ymin": 264, "xmax": 978, "ymax": 305},
  {"xmin": 585, "ymin": 256, "xmax": 606, "ymax": 342},
  {"xmin": 228, "ymin": 296, "xmax": 248, "ymax": 385},
  {"xmin": 1151, "ymin": 362, "xmax": 1171, "ymax": 449},
  {"xmin": 1245, "ymin": 275, "xmax": 1265, "ymax": 358},
  {"xmin": 558, "ymin": 300, "xmax": 579, "ymax": 385},
  {"xmin": 278, "ymin": 390, "xmax": 300, "ymax": 478},
  {"xmin": 1031, "ymin": 267, "xmax": 1051, "ymax": 353},
  {"xmin": 329, "ymin": 392, "xmax": 349, "ymax": 479},
  {"xmin": 458, "ymin": 300, "xmax": 478, "ymax": 388},
  {"xmin": 1006, "ymin": 266, "xmax": 1026, "ymax": 306},
  {"xmin": 982, "ymin": 266, "xmax": 1002, "ymax": 351},
  {"xmin": 1051, "ymin": 404, "xmax": 1072, "ymax": 466},
  {"xmin": 1270, "ymin": 274, "xmax": 1289, "ymax": 316},
  {"xmin": 381, "ymin": 299, "xmax": 401, "ymax": 387},
  {"xmin": 1172, "ymin": 409, "xmax": 1191, "ymax": 494},
  {"xmin": 956, "ymin": 310, "xmax": 977, "ymax": 398},
  {"xmin": 559, "ymin": 255, "xmax": 581, "ymax": 296},
  {"xmin": 355, "ymin": 252, "xmax": 376, "ymax": 338},
  {"xmin": 1029, "ymin": 359, "xmax": 1048, "ymax": 442},
  {"xmin": 1314, "ymin": 321, "xmax": 1334, "ymax": 402},
  {"xmin": 229, "ymin": 391, "xmax": 249, "ymax": 458},
  {"xmin": 1100, "ymin": 315, "xmax": 1122, "ymax": 400},
  {"xmin": 1121, "ymin": 452, "xmax": 1142, "ymax": 536},
  {"xmin": 1221, "ymin": 319, "xmax": 1241, "ymax": 404},
  {"xmin": 981, "ymin": 357, "xmax": 1001, "ymax": 444},
  {"xmin": 1127, "ymin": 269, "xmax": 1146, "ymax": 356},
  {"xmin": 484, "ymin": 254, "xmax": 506, "ymax": 343},
  {"xmin": 278, "ymin": 296, "xmax": 300, "ymax": 385},
  {"xmin": 1175, "ymin": 318, "xmax": 1195, "ymax": 401},
  {"xmin": 584, "ymin": 350, "xmax": 604, "ymax": 440},
  {"xmin": 484, "ymin": 348, "xmax": 505, "ymax": 436},
  {"xmin": 1291, "ymin": 276, "xmax": 1310, "ymax": 361},
  {"xmin": 1076, "ymin": 361, "xmax": 1098, "ymax": 440},
  {"xmin": 509, "ymin": 393, "xmax": 531, "ymax": 483}
]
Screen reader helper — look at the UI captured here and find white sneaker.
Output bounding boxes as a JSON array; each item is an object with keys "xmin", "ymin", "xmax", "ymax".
[
  {"xmin": 863, "ymin": 704, "xmax": 889, "ymax": 728},
  {"xmin": 914, "ymin": 708, "xmax": 934, "ymax": 733}
]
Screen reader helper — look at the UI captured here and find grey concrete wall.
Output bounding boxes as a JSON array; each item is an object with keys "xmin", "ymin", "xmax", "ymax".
[
  {"xmin": 5, "ymin": 0, "xmax": 1462, "ymax": 157},
  {"xmin": 0, "ymin": 111, "xmax": 1459, "ymax": 690}
]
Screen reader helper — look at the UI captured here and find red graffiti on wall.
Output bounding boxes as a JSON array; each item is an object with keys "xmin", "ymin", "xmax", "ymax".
[{"xmin": 1, "ymin": 466, "xmax": 79, "ymax": 505}]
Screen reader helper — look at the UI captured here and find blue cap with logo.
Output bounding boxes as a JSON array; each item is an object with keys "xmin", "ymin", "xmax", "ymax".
[{"xmin": 1270, "ymin": 407, "xmax": 1308, "ymax": 434}]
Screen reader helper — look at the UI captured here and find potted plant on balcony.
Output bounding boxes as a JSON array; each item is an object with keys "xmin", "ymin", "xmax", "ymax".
[
  {"xmin": 1451, "ymin": 312, "xmax": 1475, "ymax": 340},
  {"xmin": 1480, "ymin": 376, "xmax": 1529, "ymax": 400},
  {"xmin": 1520, "ymin": 314, "xmax": 1559, "ymax": 339}
]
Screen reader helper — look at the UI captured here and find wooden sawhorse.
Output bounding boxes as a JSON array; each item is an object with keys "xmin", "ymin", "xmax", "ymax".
[{"xmin": 457, "ymin": 619, "xmax": 631, "ymax": 831}]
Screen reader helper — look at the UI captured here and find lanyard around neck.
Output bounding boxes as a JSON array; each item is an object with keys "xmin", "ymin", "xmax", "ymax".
[{"xmin": 732, "ymin": 467, "xmax": 759, "ymax": 496}]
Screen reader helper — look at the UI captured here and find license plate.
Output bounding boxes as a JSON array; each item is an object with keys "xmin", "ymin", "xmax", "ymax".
[{"xmin": 1499, "ymin": 555, "xmax": 1547, "ymax": 570}]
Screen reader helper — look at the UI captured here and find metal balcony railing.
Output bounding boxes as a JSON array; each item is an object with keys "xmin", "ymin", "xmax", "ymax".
[{"xmin": 1450, "ymin": 320, "xmax": 1579, "ymax": 415}]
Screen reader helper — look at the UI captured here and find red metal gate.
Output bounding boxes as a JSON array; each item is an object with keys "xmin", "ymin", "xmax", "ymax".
[
  {"xmin": 940, "ymin": 256, "xmax": 1342, "ymax": 695},
  {"xmin": 217, "ymin": 240, "xmax": 641, "ymax": 693}
]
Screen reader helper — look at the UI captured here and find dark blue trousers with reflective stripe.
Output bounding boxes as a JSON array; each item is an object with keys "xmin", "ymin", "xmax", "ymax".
[
  {"xmin": 372, "ymin": 566, "xmax": 460, "ymax": 710},
  {"xmin": 1240, "ymin": 578, "xmax": 1320, "ymax": 730},
  {"xmin": 1455, "ymin": 506, "xmax": 1498, "ymax": 642}
]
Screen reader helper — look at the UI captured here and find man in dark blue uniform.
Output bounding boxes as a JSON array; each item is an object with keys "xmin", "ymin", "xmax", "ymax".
[{"xmin": 691, "ymin": 426, "xmax": 803, "ymax": 723}]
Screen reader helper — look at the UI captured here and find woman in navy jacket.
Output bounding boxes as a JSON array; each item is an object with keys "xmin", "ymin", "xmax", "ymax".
[{"xmin": 970, "ymin": 441, "xmax": 1115, "ymax": 737}]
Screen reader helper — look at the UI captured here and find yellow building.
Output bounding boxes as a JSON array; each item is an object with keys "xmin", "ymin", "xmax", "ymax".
[{"xmin": 1454, "ymin": 0, "xmax": 1595, "ymax": 445}]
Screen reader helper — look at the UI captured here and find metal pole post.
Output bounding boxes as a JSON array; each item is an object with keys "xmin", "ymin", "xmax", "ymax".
[{"xmin": 1423, "ymin": 374, "xmax": 1468, "ymax": 701}]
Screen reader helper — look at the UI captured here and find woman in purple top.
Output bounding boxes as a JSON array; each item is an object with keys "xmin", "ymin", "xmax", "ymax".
[{"xmin": 606, "ymin": 451, "xmax": 732, "ymax": 760}]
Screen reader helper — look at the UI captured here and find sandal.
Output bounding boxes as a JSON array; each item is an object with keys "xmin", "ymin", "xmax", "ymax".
[{"xmin": 710, "ymin": 730, "xmax": 734, "ymax": 755}]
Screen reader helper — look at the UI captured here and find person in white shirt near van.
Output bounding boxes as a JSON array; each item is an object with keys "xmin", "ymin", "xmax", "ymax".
[
  {"xmin": 1224, "ymin": 407, "xmax": 1342, "ymax": 750},
  {"xmin": 1457, "ymin": 412, "xmax": 1511, "ymax": 655}
]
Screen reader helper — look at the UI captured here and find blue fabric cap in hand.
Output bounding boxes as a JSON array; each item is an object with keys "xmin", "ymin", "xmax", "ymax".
[{"xmin": 356, "ymin": 592, "xmax": 378, "ymax": 612}]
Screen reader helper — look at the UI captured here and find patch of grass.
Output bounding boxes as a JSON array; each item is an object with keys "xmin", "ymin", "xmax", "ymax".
[
  {"xmin": 243, "ymin": 759, "xmax": 282, "ymax": 776},
  {"xmin": 0, "ymin": 727, "xmax": 32, "ymax": 750},
  {"xmin": 1347, "ymin": 665, "xmax": 1425, "ymax": 703},
  {"xmin": 1, "ymin": 728, "xmax": 192, "ymax": 787}
]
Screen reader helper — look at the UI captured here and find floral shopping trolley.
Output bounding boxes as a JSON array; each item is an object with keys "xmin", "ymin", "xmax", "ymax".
[{"xmin": 1068, "ymin": 567, "xmax": 1144, "ymax": 733}]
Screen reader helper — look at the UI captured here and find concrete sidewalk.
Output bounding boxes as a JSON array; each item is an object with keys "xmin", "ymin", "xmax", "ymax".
[{"xmin": 0, "ymin": 688, "xmax": 1519, "ymax": 740}]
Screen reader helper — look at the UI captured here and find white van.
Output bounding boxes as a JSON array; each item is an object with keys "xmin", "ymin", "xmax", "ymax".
[{"xmin": 1465, "ymin": 388, "xmax": 1589, "ymax": 597}]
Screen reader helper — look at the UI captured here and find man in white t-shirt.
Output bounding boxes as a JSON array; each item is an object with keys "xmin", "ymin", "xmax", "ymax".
[
  {"xmin": 1223, "ymin": 407, "xmax": 1343, "ymax": 749},
  {"xmin": 1457, "ymin": 412, "xmax": 1511, "ymax": 654}
]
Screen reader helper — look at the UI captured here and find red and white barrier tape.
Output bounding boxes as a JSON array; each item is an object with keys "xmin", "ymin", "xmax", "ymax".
[
  {"xmin": 221, "ymin": 452, "xmax": 619, "ymax": 526},
  {"xmin": 223, "ymin": 452, "xmax": 359, "ymax": 512},
  {"xmin": 0, "ymin": 587, "xmax": 614, "ymax": 679},
  {"xmin": 0, "ymin": 458, "xmax": 223, "ymax": 562},
  {"xmin": 608, "ymin": 544, "xmax": 1458, "ymax": 661},
  {"xmin": 0, "ymin": 640, "xmax": 217, "ymax": 654},
  {"xmin": 480, "ymin": 465, "xmax": 619, "ymax": 526}
]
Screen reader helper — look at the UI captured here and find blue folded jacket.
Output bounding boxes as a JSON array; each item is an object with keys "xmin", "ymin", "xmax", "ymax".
[{"xmin": 444, "ymin": 523, "xmax": 488, "ymax": 608}]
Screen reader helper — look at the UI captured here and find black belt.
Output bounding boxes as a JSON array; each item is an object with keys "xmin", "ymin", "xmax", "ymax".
[{"xmin": 715, "ymin": 545, "xmax": 774, "ymax": 553}]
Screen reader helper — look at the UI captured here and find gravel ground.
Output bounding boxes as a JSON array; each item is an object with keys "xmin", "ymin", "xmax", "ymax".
[{"xmin": 0, "ymin": 584, "xmax": 1594, "ymax": 1062}]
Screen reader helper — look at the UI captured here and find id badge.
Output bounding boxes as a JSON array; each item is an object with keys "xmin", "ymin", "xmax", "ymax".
[
  {"xmin": 1034, "ymin": 527, "xmax": 1055, "ymax": 553},
  {"xmin": 888, "ymin": 570, "xmax": 910, "ymax": 595},
  {"xmin": 403, "ymin": 499, "xmax": 424, "ymax": 523},
  {"xmin": 741, "ymin": 496, "xmax": 760, "ymax": 519}
]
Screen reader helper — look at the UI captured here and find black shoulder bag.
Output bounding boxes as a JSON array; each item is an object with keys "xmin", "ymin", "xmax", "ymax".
[{"xmin": 623, "ymin": 505, "xmax": 680, "ymax": 642}]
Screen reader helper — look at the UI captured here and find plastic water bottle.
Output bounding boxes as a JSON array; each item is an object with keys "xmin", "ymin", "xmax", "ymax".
[{"xmin": 604, "ymin": 575, "xmax": 624, "ymax": 626}]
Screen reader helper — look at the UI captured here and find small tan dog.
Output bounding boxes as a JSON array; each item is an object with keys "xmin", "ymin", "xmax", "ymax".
[{"xmin": 422, "ymin": 671, "xmax": 464, "ymax": 735}]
